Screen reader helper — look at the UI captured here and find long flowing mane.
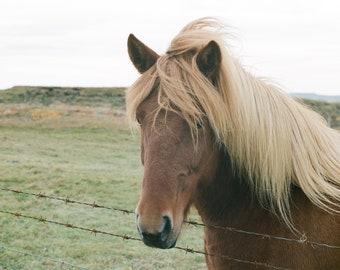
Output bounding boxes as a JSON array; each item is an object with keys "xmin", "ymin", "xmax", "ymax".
[{"xmin": 126, "ymin": 18, "xmax": 340, "ymax": 224}]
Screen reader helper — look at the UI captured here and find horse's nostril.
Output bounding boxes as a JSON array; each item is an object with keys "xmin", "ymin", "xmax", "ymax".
[{"xmin": 161, "ymin": 215, "xmax": 172, "ymax": 242}]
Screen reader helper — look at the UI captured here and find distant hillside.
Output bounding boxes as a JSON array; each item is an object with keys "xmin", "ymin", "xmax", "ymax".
[
  {"xmin": 299, "ymin": 98, "xmax": 340, "ymax": 129},
  {"xmin": 0, "ymin": 86, "xmax": 126, "ymax": 108},
  {"xmin": 1, "ymin": 86, "xmax": 339, "ymax": 129},
  {"xmin": 291, "ymin": 92, "xmax": 340, "ymax": 103}
]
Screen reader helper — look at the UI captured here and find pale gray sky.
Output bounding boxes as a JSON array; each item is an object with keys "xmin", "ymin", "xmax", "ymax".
[{"xmin": 0, "ymin": 0, "xmax": 339, "ymax": 95}]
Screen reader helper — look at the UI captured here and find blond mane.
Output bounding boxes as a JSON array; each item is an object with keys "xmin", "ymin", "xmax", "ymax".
[{"xmin": 126, "ymin": 18, "xmax": 340, "ymax": 224}]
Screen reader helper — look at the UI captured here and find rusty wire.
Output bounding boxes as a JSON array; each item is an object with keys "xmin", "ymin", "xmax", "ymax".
[
  {"xmin": 184, "ymin": 219, "xmax": 340, "ymax": 249},
  {"xmin": 0, "ymin": 187, "xmax": 134, "ymax": 215},
  {"xmin": 1, "ymin": 187, "xmax": 338, "ymax": 250},
  {"xmin": 0, "ymin": 209, "xmax": 290, "ymax": 270}
]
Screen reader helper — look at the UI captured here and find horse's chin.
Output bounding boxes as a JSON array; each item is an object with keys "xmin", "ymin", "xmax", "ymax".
[{"xmin": 154, "ymin": 238, "xmax": 177, "ymax": 249}]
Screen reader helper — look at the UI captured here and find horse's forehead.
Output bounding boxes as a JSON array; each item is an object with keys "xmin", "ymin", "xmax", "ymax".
[{"xmin": 137, "ymin": 89, "xmax": 159, "ymax": 114}]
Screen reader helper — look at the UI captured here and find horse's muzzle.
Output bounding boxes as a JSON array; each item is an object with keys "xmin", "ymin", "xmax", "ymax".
[{"xmin": 136, "ymin": 214, "xmax": 177, "ymax": 249}]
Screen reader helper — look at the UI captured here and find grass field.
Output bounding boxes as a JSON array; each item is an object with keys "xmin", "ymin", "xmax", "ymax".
[
  {"xmin": 1, "ymin": 86, "xmax": 339, "ymax": 269},
  {"xmin": 0, "ymin": 104, "xmax": 205, "ymax": 270}
]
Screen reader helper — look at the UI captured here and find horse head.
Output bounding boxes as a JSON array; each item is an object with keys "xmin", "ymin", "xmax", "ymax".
[{"xmin": 127, "ymin": 34, "xmax": 222, "ymax": 249}]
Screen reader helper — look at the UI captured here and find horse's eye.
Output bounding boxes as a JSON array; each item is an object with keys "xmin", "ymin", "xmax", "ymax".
[
  {"xmin": 136, "ymin": 117, "xmax": 142, "ymax": 126},
  {"xmin": 197, "ymin": 123, "xmax": 203, "ymax": 129}
]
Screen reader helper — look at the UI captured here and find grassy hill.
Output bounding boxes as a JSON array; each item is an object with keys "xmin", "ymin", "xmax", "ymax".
[
  {"xmin": 292, "ymin": 92, "xmax": 340, "ymax": 103},
  {"xmin": 300, "ymin": 98, "xmax": 340, "ymax": 129},
  {"xmin": 1, "ymin": 86, "xmax": 339, "ymax": 129},
  {"xmin": 0, "ymin": 86, "xmax": 126, "ymax": 108}
]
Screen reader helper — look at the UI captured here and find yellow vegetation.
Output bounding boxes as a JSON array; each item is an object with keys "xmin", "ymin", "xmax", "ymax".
[{"xmin": 31, "ymin": 108, "xmax": 61, "ymax": 121}]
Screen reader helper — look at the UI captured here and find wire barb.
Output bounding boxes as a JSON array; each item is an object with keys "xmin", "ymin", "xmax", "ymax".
[{"xmin": 0, "ymin": 187, "xmax": 135, "ymax": 215}]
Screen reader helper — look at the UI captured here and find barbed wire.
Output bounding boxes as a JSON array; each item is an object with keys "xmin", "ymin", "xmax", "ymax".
[
  {"xmin": 0, "ymin": 187, "xmax": 134, "ymax": 215},
  {"xmin": 0, "ymin": 209, "xmax": 289, "ymax": 270},
  {"xmin": 0, "ymin": 244, "xmax": 90, "ymax": 270},
  {"xmin": 184, "ymin": 219, "xmax": 340, "ymax": 249},
  {"xmin": 1, "ymin": 187, "xmax": 339, "ymax": 249}
]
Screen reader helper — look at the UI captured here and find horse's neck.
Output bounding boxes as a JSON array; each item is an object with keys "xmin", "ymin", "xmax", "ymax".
[
  {"xmin": 194, "ymin": 150, "xmax": 289, "ymax": 230},
  {"xmin": 194, "ymin": 151, "xmax": 257, "ymax": 227},
  {"xmin": 193, "ymin": 150, "xmax": 338, "ymax": 236},
  {"xmin": 193, "ymin": 152, "xmax": 340, "ymax": 270}
]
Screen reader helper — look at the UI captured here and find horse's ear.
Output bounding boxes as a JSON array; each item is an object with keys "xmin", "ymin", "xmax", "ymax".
[
  {"xmin": 127, "ymin": 34, "xmax": 159, "ymax": 74},
  {"xmin": 196, "ymin": 40, "xmax": 221, "ymax": 82}
]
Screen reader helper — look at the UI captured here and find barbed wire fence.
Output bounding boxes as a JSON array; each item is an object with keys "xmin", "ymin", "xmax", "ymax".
[{"xmin": 1, "ymin": 187, "xmax": 339, "ymax": 270}]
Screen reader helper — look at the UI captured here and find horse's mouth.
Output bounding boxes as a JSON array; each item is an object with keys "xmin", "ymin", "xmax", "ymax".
[
  {"xmin": 138, "ymin": 229, "xmax": 178, "ymax": 249},
  {"xmin": 141, "ymin": 235, "xmax": 177, "ymax": 249},
  {"xmin": 136, "ymin": 214, "xmax": 180, "ymax": 249}
]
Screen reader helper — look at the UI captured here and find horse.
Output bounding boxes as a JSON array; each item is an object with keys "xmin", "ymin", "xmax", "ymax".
[{"xmin": 126, "ymin": 18, "xmax": 340, "ymax": 269}]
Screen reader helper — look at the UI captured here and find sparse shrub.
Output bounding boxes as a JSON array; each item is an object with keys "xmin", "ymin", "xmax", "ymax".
[{"xmin": 31, "ymin": 108, "xmax": 61, "ymax": 121}]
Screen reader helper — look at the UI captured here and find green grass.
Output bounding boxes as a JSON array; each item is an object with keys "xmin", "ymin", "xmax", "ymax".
[
  {"xmin": 0, "ymin": 108, "xmax": 205, "ymax": 269},
  {"xmin": 1, "ymin": 86, "xmax": 339, "ymax": 269}
]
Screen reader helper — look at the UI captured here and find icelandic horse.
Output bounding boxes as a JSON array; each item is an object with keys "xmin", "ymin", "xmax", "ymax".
[{"xmin": 126, "ymin": 18, "xmax": 340, "ymax": 269}]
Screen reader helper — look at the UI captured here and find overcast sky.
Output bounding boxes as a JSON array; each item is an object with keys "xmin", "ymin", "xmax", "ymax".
[{"xmin": 0, "ymin": 0, "xmax": 339, "ymax": 95}]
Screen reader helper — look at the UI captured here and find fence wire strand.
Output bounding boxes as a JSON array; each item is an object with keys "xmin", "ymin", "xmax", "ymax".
[
  {"xmin": 1, "ymin": 187, "xmax": 338, "ymax": 249},
  {"xmin": 184, "ymin": 219, "xmax": 340, "ymax": 249},
  {"xmin": 0, "ymin": 187, "xmax": 134, "ymax": 215},
  {"xmin": 0, "ymin": 209, "xmax": 289, "ymax": 270}
]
